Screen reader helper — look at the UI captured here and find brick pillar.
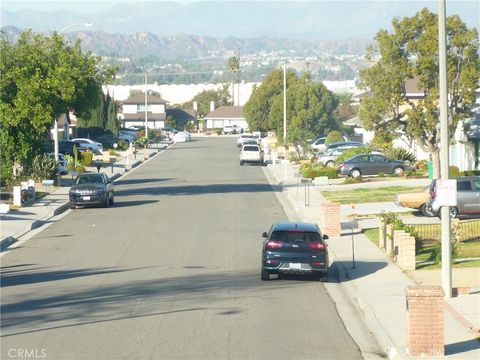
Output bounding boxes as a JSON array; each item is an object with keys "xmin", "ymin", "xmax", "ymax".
[
  {"xmin": 398, "ymin": 235, "xmax": 416, "ymax": 270},
  {"xmin": 405, "ymin": 286, "xmax": 444, "ymax": 357},
  {"xmin": 321, "ymin": 202, "xmax": 341, "ymax": 236}
]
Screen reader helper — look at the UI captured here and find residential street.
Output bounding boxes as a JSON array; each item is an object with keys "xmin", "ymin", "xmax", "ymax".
[{"xmin": 1, "ymin": 137, "xmax": 365, "ymax": 360}]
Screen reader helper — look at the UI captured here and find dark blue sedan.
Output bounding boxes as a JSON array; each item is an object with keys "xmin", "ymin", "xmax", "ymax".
[{"xmin": 261, "ymin": 222, "xmax": 329, "ymax": 281}]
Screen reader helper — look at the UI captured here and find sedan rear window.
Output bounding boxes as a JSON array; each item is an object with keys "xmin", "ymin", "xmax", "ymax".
[
  {"xmin": 271, "ymin": 231, "xmax": 321, "ymax": 243},
  {"xmin": 243, "ymin": 146, "xmax": 260, "ymax": 152}
]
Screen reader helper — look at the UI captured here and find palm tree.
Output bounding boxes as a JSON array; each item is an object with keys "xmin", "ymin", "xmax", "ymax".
[{"xmin": 227, "ymin": 56, "xmax": 239, "ymax": 105}]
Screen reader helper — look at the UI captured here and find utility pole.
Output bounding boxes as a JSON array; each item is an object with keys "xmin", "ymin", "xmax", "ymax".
[
  {"xmin": 144, "ymin": 71, "xmax": 149, "ymax": 139},
  {"xmin": 283, "ymin": 61, "xmax": 287, "ymax": 143},
  {"xmin": 438, "ymin": 0, "xmax": 452, "ymax": 298}
]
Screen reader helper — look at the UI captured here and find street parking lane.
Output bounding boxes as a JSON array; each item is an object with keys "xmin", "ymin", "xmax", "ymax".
[{"xmin": 1, "ymin": 137, "xmax": 362, "ymax": 360}]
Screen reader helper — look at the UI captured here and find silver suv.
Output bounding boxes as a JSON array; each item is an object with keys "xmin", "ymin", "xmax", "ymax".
[{"xmin": 426, "ymin": 176, "xmax": 480, "ymax": 218}]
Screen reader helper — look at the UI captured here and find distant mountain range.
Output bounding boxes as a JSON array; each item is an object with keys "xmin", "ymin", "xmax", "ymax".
[
  {"xmin": 1, "ymin": 26, "xmax": 373, "ymax": 60},
  {"xmin": 2, "ymin": 1, "xmax": 478, "ymax": 40}
]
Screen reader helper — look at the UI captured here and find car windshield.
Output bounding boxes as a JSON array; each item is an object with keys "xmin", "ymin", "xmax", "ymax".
[
  {"xmin": 75, "ymin": 175, "xmax": 104, "ymax": 185},
  {"xmin": 271, "ymin": 231, "xmax": 321, "ymax": 243}
]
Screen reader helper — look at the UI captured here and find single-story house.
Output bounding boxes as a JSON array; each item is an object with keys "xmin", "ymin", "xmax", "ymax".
[
  {"xmin": 166, "ymin": 108, "xmax": 197, "ymax": 129},
  {"xmin": 204, "ymin": 106, "xmax": 248, "ymax": 131},
  {"xmin": 118, "ymin": 93, "xmax": 167, "ymax": 129}
]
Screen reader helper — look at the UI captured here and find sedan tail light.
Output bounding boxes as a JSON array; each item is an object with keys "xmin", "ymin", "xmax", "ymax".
[
  {"xmin": 308, "ymin": 241, "xmax": 326, "ymax": 250},
  {"xmin": 265, "ymin": 240, "xmax": 284, "ymax": 249}
]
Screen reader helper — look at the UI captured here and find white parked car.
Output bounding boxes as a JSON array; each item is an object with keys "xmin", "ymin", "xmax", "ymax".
[
  {"xmin": 173, "ymin": 131, "xmax": 191, "ymax": 143},
  {"xmin": 223, "ymin": 125, "xmax": 242, "ymax": 135},
  {"xmin": 71, "ymin": 138, "xmax": 103, "ymax": 154},
  {"xmin": 311, "ymin": 137, "xmax": 327, "ymax": 151},
  {"xmin": 240, "ymin": 144, "xmax": 264, "ymax": 166},
  {"xmin": 237, "ymin": 133, "xmax": 260, "ymax": 148}
]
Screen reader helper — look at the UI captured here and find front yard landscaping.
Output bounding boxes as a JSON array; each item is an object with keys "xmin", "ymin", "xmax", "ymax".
[{"xmin": 321, "ymin": 186, "xmax": 425, "ymax": 204}]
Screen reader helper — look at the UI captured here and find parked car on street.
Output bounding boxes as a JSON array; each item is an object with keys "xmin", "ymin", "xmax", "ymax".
[
  {"xmin": 94, "ymin": 134, "xmax": 121, "ymax": 149},
  {"xmin": 426, "ymin": 176, "xmax": 480, "ymax": 218},
  {"xmin": 69, "ymin": 173, "xmax": 114, "ymax": 209},
  {"xmin": 59, "ymin": 140, "xmax": 87, "ymax": 157},
  {"xmin": 118, "ymin": 131, "xmax": 136, "ymax": 143},
  {"xmin": 338, "ymin": 154, "xmax": 414, "ymax": 178},
  {"xmin": 316, "ymin": 146, "xmax": 359, "ymax": 167},
  {"xmin": 311, "ymin": 137, "xmax": 327, "ymax": 151},
  {"xmin": 261, "ymin": 222, "xmax": 329, "ymax": 281},
  {"xmin": 240, "ymin": 144, "xmax": 264, "ymax": 165},
  {"xmin": 223, "ymin": 125, "xmax": 242, "ymax": 135},
  {"xmin": 172, "ymin": 131, "xmax": 191, "ymax": 143},
  {"xmin": 325, "ymin": 141, "xmax": 363, "ymax": 153},
  {"xmin": 395, "ymin": 186, "xmax": 432, "ymax": 216},
  {"xmin": 237, "ymin": 133, "xmax": 260, "ymax": 148},
  {"xmin": 72, "ymin": 138, "xmax": 103, "ymax": 154}
]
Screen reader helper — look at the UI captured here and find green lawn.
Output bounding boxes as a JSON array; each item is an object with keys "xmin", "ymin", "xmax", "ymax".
[
  {"xmin": 363, "ymin": 227, "xmax": 480, "ymax": 269},
  {"xmin": 321, "ymin": 186, "xmax": 425, "ymax": 204}
]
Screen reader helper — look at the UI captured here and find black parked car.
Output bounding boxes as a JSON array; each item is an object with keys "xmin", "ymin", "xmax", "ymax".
[
  {"xmin": 261, "ymin": 222, "xmax": 329, "ymax": 281},
  {"xmin": 69, "ymin": 173, "xmax": 114, "ymax": 209},
  {"xmin": 94, "ymin": 134, "xmax": 121, "ymax": 148},
  {"xmin": 59, "ymin": 140, "xmax": 86, "ymax": 157},
  {"xmin": 338, "ymin": 154, "xmax": 415, "ymax": 178}
]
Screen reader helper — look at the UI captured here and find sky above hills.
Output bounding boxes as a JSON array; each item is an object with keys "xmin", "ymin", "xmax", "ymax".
[{"xmin": 2, "ymin": 0, "xmax": 479, "ymax": 40}]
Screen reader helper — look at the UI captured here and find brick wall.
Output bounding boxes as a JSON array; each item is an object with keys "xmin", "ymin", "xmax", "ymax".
[
  {"xmin": 321, "ymin": 202, "xmax": 341, "ymax": 236},
  {"xmin": 405, "ymin": 286, "xmax": 444, "ymax": 357}
]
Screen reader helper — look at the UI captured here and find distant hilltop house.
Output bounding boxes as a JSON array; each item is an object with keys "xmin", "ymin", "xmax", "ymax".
[
  {"xmin": 204, "ymin": 105, "xmax": 248, "ymax": 131},
  {"xmin": 118, "ymin": 93, "xmax": 167, "ymax": 129}
]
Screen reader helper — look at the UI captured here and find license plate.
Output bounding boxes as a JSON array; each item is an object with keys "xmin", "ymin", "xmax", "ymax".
[
  {"xmin": 82, "ymin": 196, "xmax": 91, "ymax": 201},
  {"xmin": 289, "ymin": 263, "xmax": 302, "ymax": 269}
]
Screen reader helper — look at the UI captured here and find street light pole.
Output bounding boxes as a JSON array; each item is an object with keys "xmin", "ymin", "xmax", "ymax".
[{"xmin": 144, "ymin": 70, "xmax": 149, "ymax": 139}]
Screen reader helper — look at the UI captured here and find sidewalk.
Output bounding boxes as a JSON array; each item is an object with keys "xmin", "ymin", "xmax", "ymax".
[
  {"xmin": 0, "ymin": 144, "xmax": 167, "ymax": 249},
  {"xmin": 265, "ymin": 163, "xmax": 479, "ymax": 360}
]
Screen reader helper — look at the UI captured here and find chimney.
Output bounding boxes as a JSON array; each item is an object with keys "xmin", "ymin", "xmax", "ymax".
[
  {"xmin": 210, "ymin": 101, "xmax": 215, "ymax": 113},
  {"xmin": 193, "ymin": 101, "xmax": 198, "ymax": 111}
]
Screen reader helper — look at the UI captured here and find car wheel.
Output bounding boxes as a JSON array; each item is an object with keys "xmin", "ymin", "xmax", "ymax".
[
  {"xmin": 109, "ymin": 194, "xmax": 114, "ymax": 206},
  {"xmin": 317, "ymin": 272, "xmax": 328, "ymax": 282},
  {"xmin": 261, "ymin": 266, "xmax": 270, "ymax": 281},
  {"xmin": 104, "ymin": 195, "xmax": 110, "ymax": 208},
  {"xmin": 393, "ymin": 166, "xmax": 404, "ymax": 176},
  {"xmin": 326, "ymin": 161, "xmax": 334, "ymax": 167},
  {"xmin": 240, "ymin": 160, "xmax": 244, "ymax": 166},
  {"xmin": 350, "ymin": 169, "xmax": 361, "ymax": 178},
  {"xmin": 70, "ymin": 203, "xmax": 76, "ymax": 210}
]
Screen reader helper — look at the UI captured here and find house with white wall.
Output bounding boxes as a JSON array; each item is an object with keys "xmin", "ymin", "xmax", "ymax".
[
  {"xmin": 204, "ymin": 105, "xmax": 248, "ymax": 131},
  {"xmin": 118, "ymin": 93, "xmax": 167, "ymax": 129}
]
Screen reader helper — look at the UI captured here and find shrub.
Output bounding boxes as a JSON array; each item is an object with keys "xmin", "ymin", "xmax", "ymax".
[
  {"xmin": 415, "ymin": 160, "xmax": 428, "ymax": 171},
  {"xmin": 80, "ymin": 151, "xmax": 94, "ymax": 167},
  {"xmin": 117, "ymin": 139, "xmax": 129, "ymax": 151},
  {"xmin": 462, "ymin": 170, "xmax": 480, "ymax": 176},
  {"xmin": 300, "ymin": 163, "xmax": 338, "ymax": 179},
  {"xmin": 136, "ymin": 136, "xmax": 149, "ymax": 147},
  {"xmin": 449, "ymin": 165, "xmax": 461, "ymax": 177},
  {"xmin": 325, "ymin": 130, "xmax": 344, "ymax": 145},
  {"xmin": 75, "ymin": 165, "xmax": 86, "ymax": 173},
  {"xmin": 343, "ymin": 177, "xmax": 363, "ymax": 184},
  {"xmin": 30, "ymin": 155, "xmax": 59, "ymax": 181},
  {"xmin": 383, "ymin": 147, "xmax": 416, "ymax": 163}
]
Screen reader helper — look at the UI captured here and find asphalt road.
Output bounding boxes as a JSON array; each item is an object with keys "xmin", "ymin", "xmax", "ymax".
[{"xmin": 1, "ymin": 137, "xmax": 363, "ymax": 360}]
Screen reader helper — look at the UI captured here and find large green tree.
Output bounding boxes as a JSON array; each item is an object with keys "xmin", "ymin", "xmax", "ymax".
[
  {"xmin": 269, "ymin": 75, "xmax": 339, "ymax": 143},
  {"xmin": 179, "ymin": 86, "xmax": 231, "ymax": 118},
  {"xmin": 0, "ymin": 30, "xmax": 114, "ymax": 181},
  {"xmin": 243, "ymin": 69, "xmax": 298, "ymax": 133},
  {"xmin": 359, "ymin": 8, "xmax": 480, "ymax": 178}
]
